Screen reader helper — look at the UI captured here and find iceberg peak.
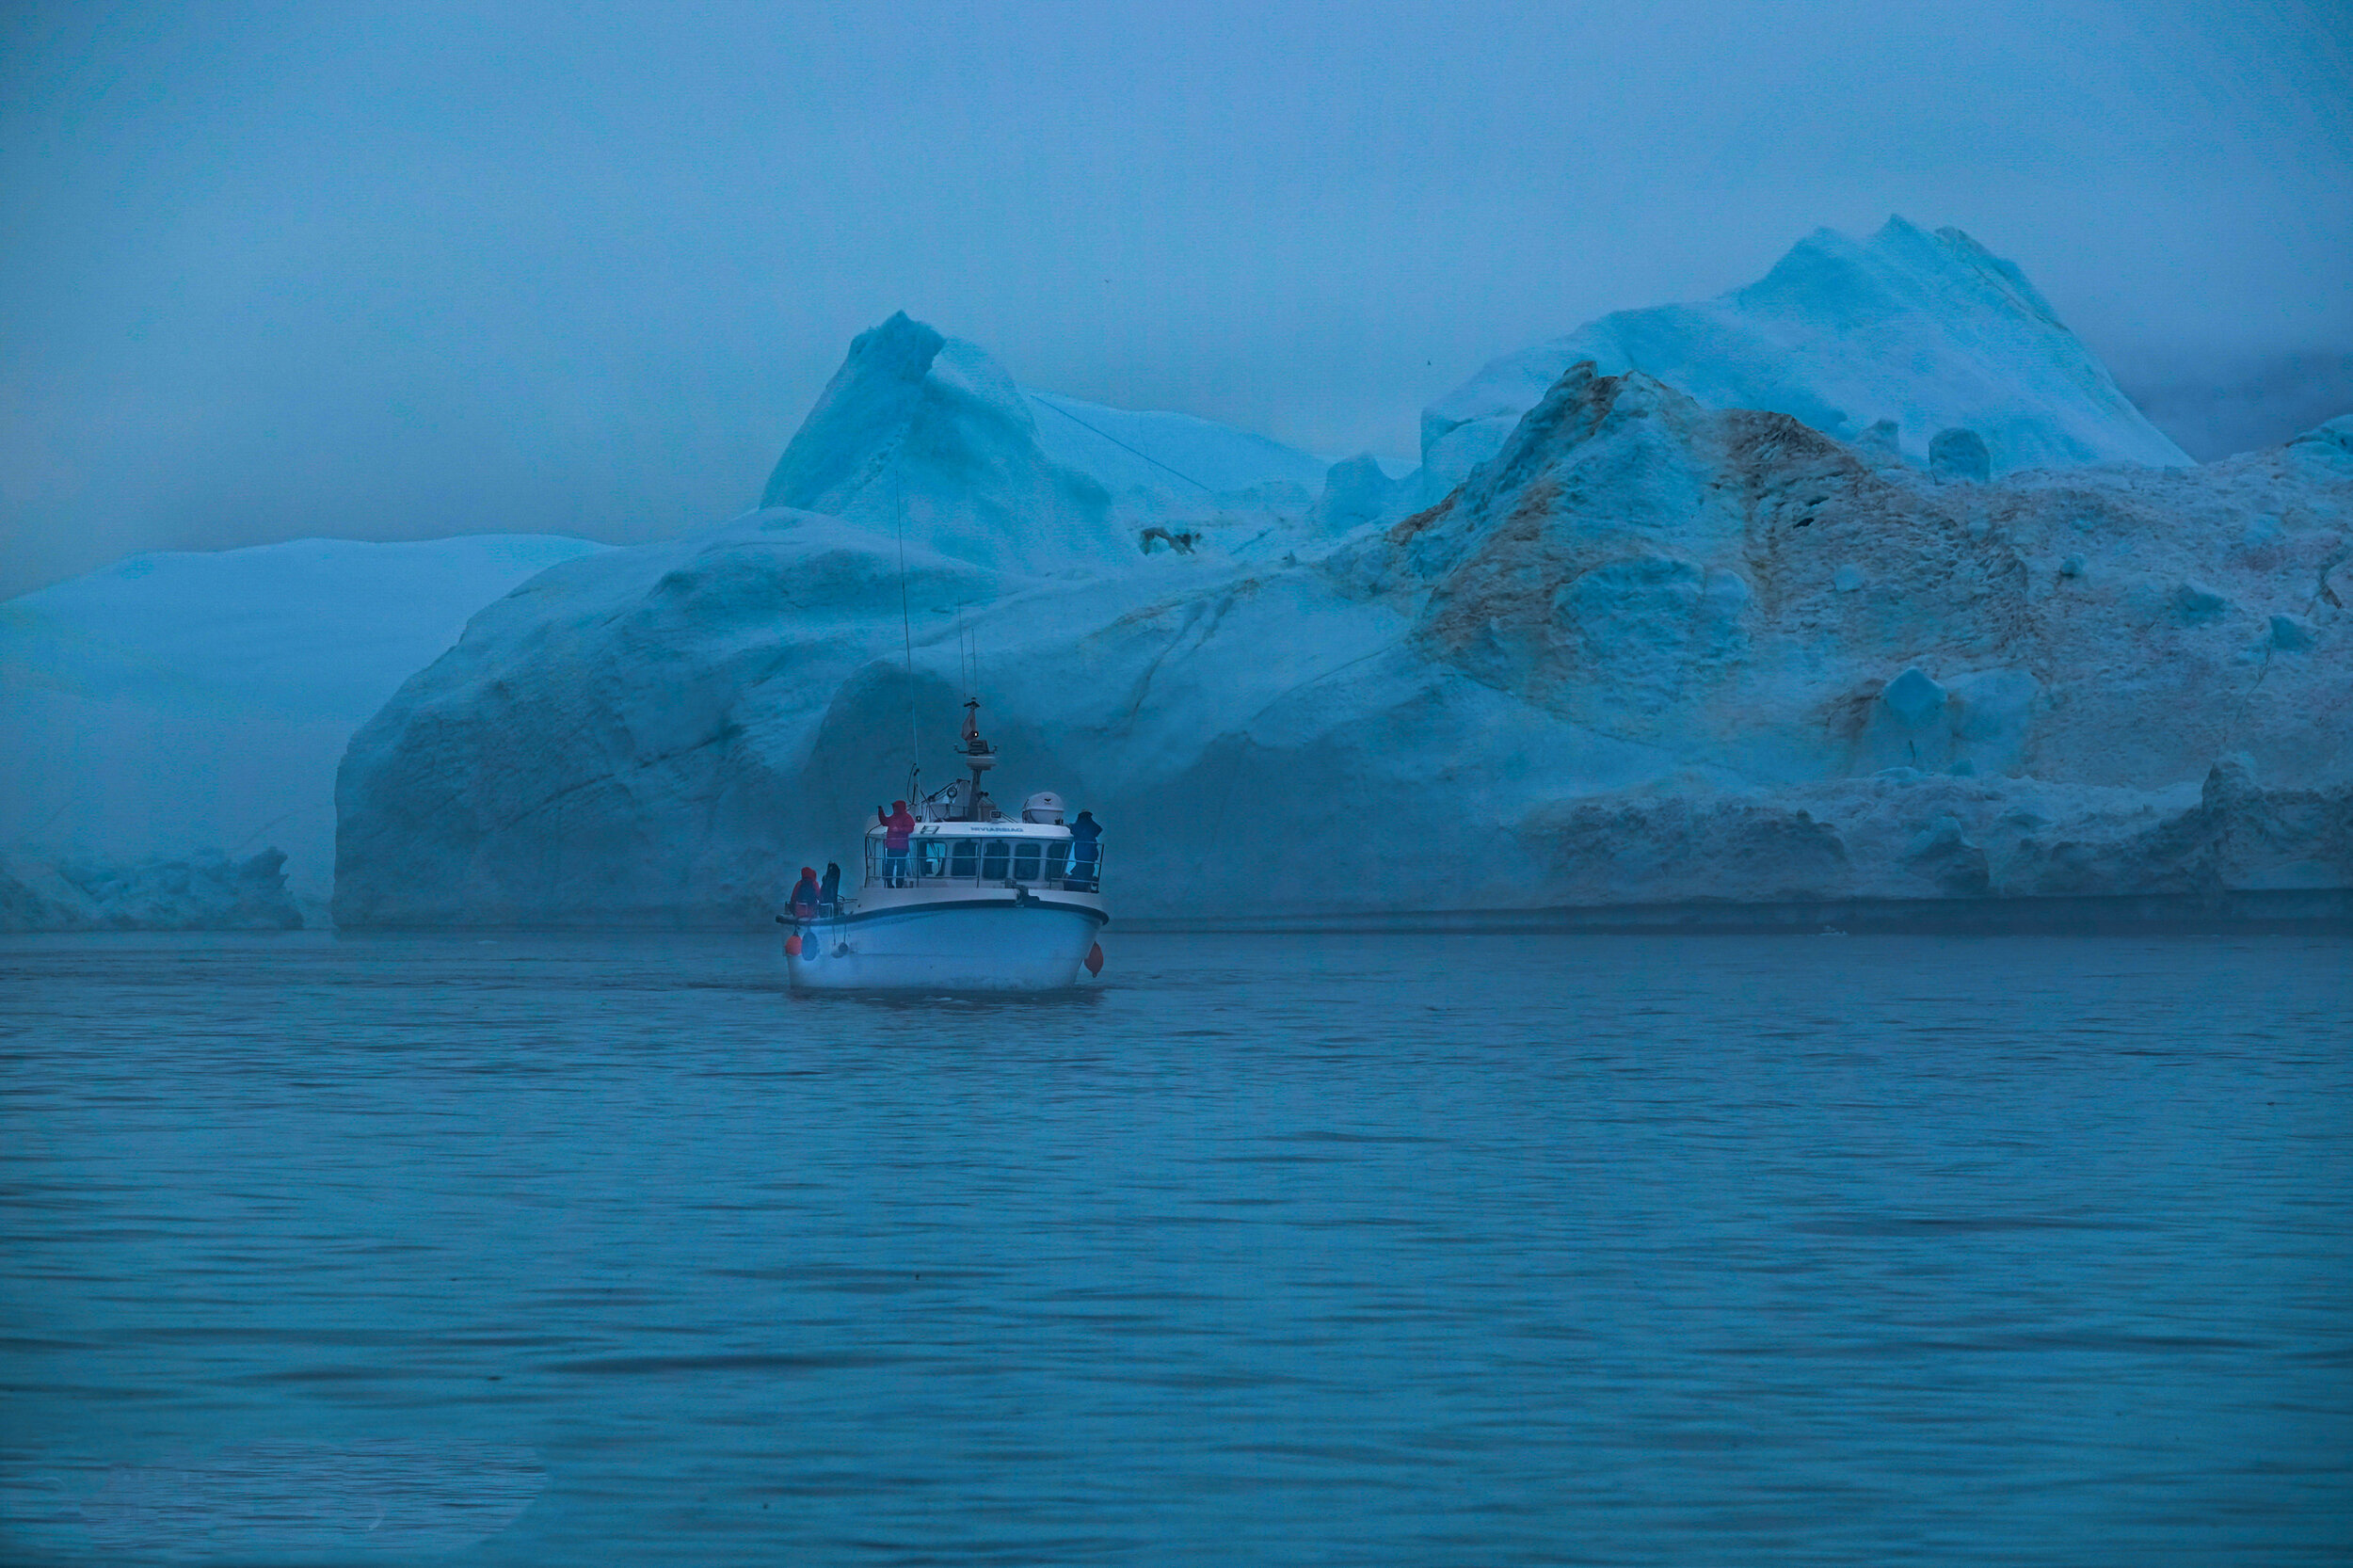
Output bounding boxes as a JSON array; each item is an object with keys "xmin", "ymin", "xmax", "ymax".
[
  {"xmin": 758, "ymin": 313, "xmax": 1337, "ymax": 572},
  {"xmin": 755, "ymin": 312, "xmax": 1122, "ymax": 574},
  {"xmin": 759, "ymin": 312, "xmax": 949, "ymax": 512},
  {"xmin": 1410, "ymin": 217, "xmax": 2187, "ymax": 504}
]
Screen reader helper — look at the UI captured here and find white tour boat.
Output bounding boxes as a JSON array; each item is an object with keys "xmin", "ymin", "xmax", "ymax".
[{"xmin": 780, "ymin": 700, "xmax": 1108, "ymax": 991}]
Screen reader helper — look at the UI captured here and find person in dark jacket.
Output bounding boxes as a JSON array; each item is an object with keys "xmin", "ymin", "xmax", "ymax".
[
  {"xmin": 876, "ymin": 800, "xmax": 916, "ymax": 886},
  {"xmin": 1068, "ymin": 810, "xmax": 1101, "ymax": 888},
  {"xmin": 789, "ymin": 866, "xmax": 821, "ymax": 920},
  {"xmin": 819, "ymin": 862, "xmax": 841, "ymax": 915}
]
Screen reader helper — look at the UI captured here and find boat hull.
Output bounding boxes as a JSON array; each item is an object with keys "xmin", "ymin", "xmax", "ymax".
[{"xmin": 787, "ymin": 896, "xmax": 1106, "ymax": 992}]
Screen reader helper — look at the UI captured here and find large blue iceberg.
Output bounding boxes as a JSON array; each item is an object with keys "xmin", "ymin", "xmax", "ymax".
[
  {"xmin": 10, "ymin": 219, "xmax": 2344, "ymax": 928},
  {"xmin": 330, "ymin": 300, "xmax": 2351, "ymax": 924}
]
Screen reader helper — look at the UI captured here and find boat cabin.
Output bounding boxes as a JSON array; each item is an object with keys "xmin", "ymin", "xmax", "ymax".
[
  {"xmin": 856, "ymin": 704, "xmax": 1103, "ymax": 896},
  {"xmin": 864, "ymin": 821, "xmax": 1102, "ymax": 891}
]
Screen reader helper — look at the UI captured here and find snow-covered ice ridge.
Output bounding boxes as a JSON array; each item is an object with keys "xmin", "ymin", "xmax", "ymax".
[{"xmin": 336, "ymin": 249, "xmax": 2352, "ymax": 925}]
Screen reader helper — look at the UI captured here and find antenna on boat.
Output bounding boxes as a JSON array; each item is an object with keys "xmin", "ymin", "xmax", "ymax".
[
  {"xmin": 893, "ymin": 474, "xmax": 920, "ymax": 787},
  {"xmin": 954, "ymin": 600, "xmax": 969, "ymax": 700},
  {"xmin": 1033, "ymin": 394, "xmax": 1216, "ymax": 495},
  {"xmin": 956, "ymin": 600, "xmax": 984, "ymax": 708}
]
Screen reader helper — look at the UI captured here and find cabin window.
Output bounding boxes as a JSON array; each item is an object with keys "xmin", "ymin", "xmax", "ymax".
[
  {"xmin": 918, "ymin": 841, "xmax": 949, "ymax": 878},
  {"xmin": 1012, "ymin": 842, "xmax": 1042, "ymax": 882},
  {"xmin": 981, "ymin": 840, "xmax": 1011, "ymax": 882},
  {"xmin": 1045, "ymin": 842, "xmax": 1070, "ymax": 881},
  {"xmin": 949, "ymin": 839, "xmax": 979, "ymax": 879}
]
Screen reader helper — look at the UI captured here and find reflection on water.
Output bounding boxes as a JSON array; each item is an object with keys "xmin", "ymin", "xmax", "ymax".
[
  {"xmin": 3, "ymin": 931, "xmax": 2348, "ymax": 1565},
  {"xmin": 41, "ymin": 1441, "xmax": 542, "ymax": 1560}
]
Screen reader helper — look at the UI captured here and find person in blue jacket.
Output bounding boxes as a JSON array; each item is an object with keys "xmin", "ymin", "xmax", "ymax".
[
  {"xmin": 819, "ymin": 862, "xmax": 841, "ymax": 915},
  {"xmin": 1068, "ymin": 810, "xmax": 1101, "ymax": 888}
]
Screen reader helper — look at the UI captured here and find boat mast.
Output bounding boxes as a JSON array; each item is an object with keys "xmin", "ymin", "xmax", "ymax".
[{"xmin": 959, "ymin": 697, "xmax": 996, "ymax": 821}]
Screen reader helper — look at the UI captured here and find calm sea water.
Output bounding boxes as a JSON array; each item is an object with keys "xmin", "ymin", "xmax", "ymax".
[{"xmin": 3, "ymin": 930, "xmax": 2348, "ymax": 1565}]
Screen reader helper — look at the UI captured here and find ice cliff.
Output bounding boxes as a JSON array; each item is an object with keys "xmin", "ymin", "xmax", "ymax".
[
  {"xmin": 334, "ymin": 296, "xmax": 2352, "ymax": 924},
  {"xmin": 1, "ymin": 535, "xmax": 604, "ymax": 920},
  {"xmin": 1406, "ymin": 217, "xmax": 2189, "ymax": 511}
]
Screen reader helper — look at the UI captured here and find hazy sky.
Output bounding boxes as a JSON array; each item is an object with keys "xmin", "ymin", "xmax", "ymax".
[{"xmin": 4, "ymin": 0, "xmax": 2348, "ymax": 596}]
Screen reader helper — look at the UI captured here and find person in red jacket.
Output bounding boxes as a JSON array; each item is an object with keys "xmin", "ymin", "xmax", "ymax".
[
  {"xmin": 876, "ymin": 800, "xmax": 916, "ymax": 886},
  {"xmin": 789, "ymin": 866, "xmax": 821, "ymax": 919}
]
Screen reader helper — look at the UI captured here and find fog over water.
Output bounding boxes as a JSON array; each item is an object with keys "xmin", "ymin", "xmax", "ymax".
[{"xmin": 2, "ymin": 0, "xmax": 2348, "ymax": 598}]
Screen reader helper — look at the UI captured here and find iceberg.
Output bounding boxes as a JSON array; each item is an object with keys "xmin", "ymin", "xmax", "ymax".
[
  {"xmin": 1, "ymin": 534, "xmax": 605, "ymax": 919},
  {"xmin": 334, "ymin": 314, "xmax": 2352, "ymax": 926},
  {"xmin": 1408, "ymin": 216, "xmax": 2190, "ymax": 507},
  {"xmin": 0, "ymin": 847, "xmax": 302, "ymax": 932}
]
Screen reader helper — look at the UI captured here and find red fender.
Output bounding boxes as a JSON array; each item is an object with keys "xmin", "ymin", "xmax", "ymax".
[
  {"xmin": 784, "ymin": 934, "xmax": 802, "ymax": 957},
  {"xmin": 1083, "ymin": 942, "xmax": 1104, "ymax": 977}
]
